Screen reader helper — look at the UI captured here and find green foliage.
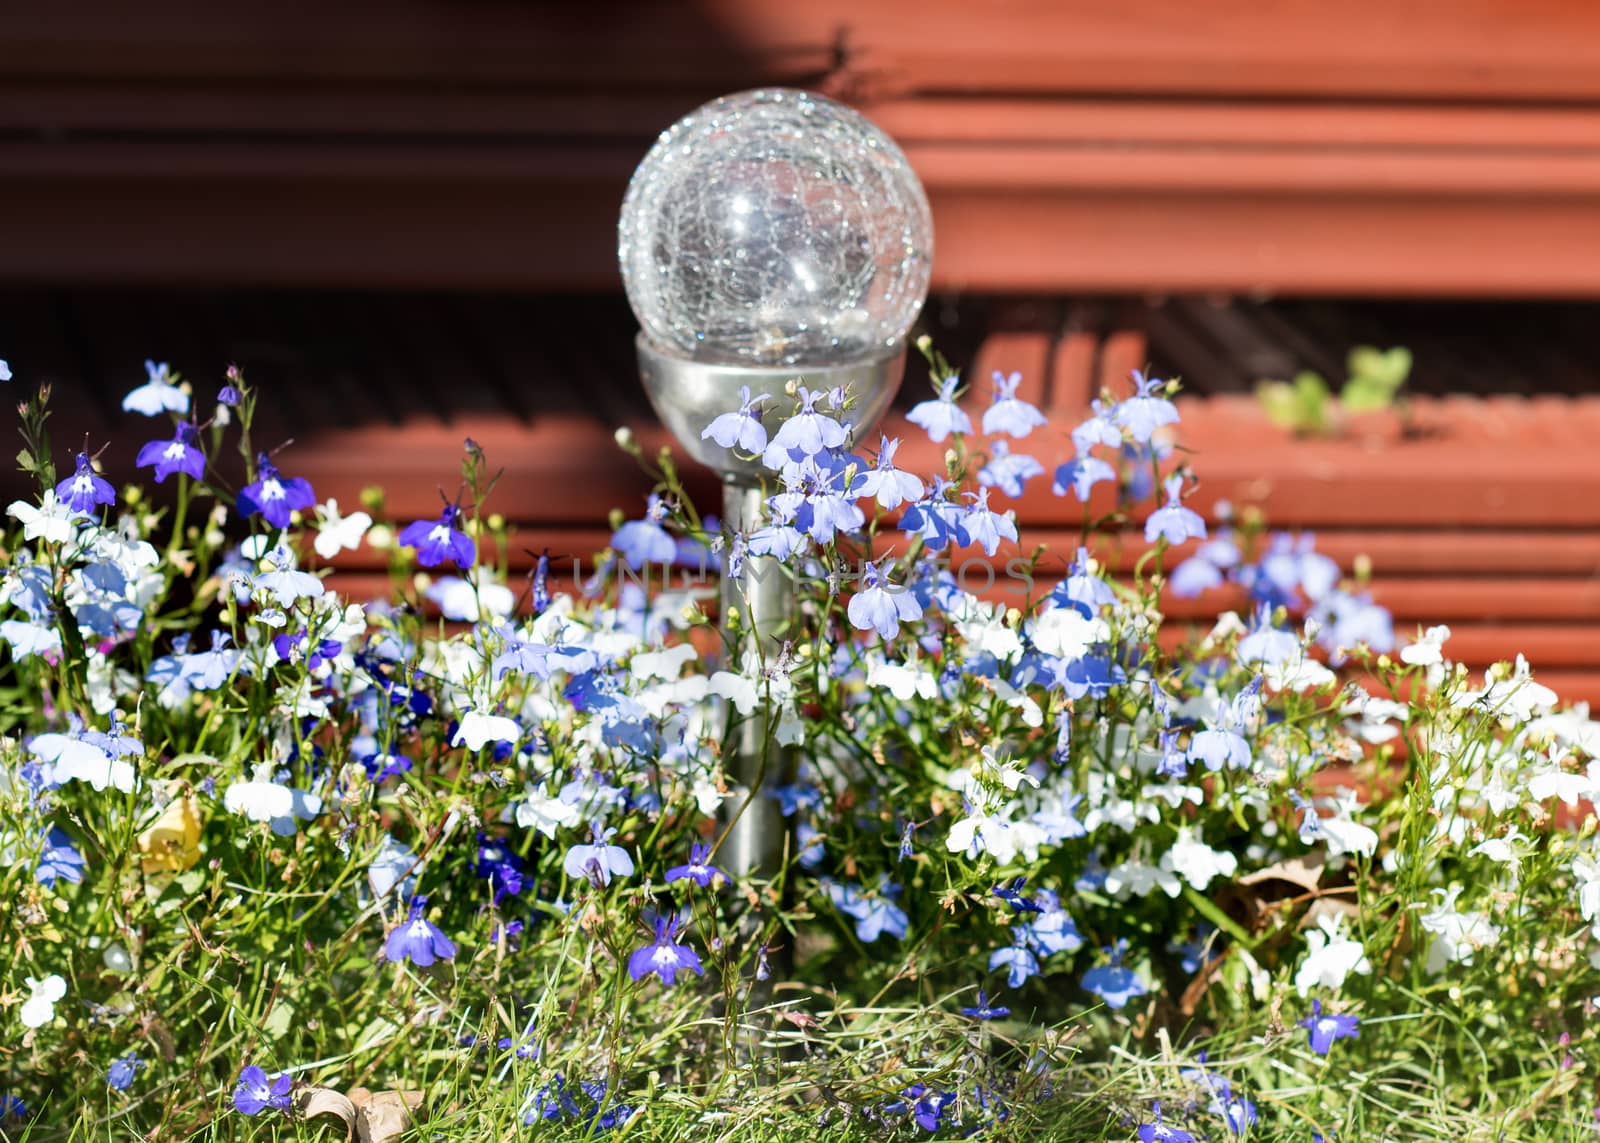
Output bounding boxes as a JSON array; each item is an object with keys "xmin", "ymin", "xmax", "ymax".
[{"xmin": 1257, "ymin": 345, "xmax": 1413, "ymax": 434}]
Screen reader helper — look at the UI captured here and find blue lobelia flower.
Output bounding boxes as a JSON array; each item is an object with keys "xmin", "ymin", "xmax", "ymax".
[
  {"xmin": 762, "ymin": 385, "xmax": 848, "ymax": 467},
  {"xmin": 978, "ymin": 439, "xmax": 1044, "ymax": 499},
  {"xmin": 1113, "ymin": 370, "xmax": 1180, "ymax": 443},
  {"xmin": 906, "ymin": 375, "xmax": 972, "ymax": 443},
  {"xmin": 232, "ymin": 1065, "xmax": 293, "ymax": 1116},
  {"xmin": 1071, "ymin": 398, "xmax": 1124, "ymax": 453},
  {"xmin": 135, "ymin": 422, "xmax": 205, "ymax": 483},
  {"xmin": 1145, "ymin": 476, "xmax": 1207, "ymax": 546},
  {"xmin": 1237, "ymin": 603, "xmax": 1300, "ymax": 666},
  {"xmin": 384, "ymin": 896, "xmax": 457, "ymax": 967},
  {"xmin": 563, "ymin": 824, "xmax": 635, "ymax": 886},
  {"xmin": 1052, "ymin": 452, "xmax": 1116, "ymax": 503},
  {"xmin": 1300, "ymin": 999, "xmax": 1360, "ymax": 1056},
  {"xmin": 253, "ymin": 545, "xmax": 325, "ymax": 607},
  {"xmin": 122, "ymin": 360, "xmax": 189, "ymax": 417},
  {"xmin": 1137, "ymin": 1102, "xmax": 1196, "ymax": 1143},
  {"xmin": 627, "ymin": 913, "xmax": 704, "ymax": 986},
  {"xmin": 610, "ymin": 494, "xmax": 676, "ymax": 570},
  {"xmin": 1169, "ymin": 552, "xmax": 1225, "ymax": 597},
  {"xmin": 1051, "ymin": 547, "xmax": 1119, "ymax": 616},
  {"xmin": 853, "ymin": 436, "xmax": 924, "ymax": 510},
  {"xmin": 981, "ymin": 371, "xmax": 1047, "ymax": 438},
  {"xmin": 899, "ymin": 478, "xmax": 968, "ymax": 552},
  {"xmin": 960, "ymin": 989, "xmax": 1010, "ymax": 1020},
  {"xmin": 847, "ymin": 559, "xmax": 923, "ymax": 641},
  {"xmin": 989, "ymin": 938, "xmax": 1040, "ymax": 988},
  {"xmin": 1081, "ymin": 942, "xmax": 1149, "ymax": 1009},
  {"xmin": 399, "ymin": 502, "xmax": 475, "ymax": 569},
  {"xmin": 960, "ymin": 488, "xmax": 1018, "ymax": 557},
  {"xmin": 701, "ymin": 385, "xmax": 768, "ymax": 454},
  {"xmin": 35, "ymin": 826, "xmax": 85, "ymax": 888},
  {"xmin": 106, "ymin": 1054, "xmax": 144, "ymax": 1092},
  {"xmin": 55, "ymin": 454, "xmax": 116, "ymax": 514},
  {"xmin": 238, "ymin": 455, "xmax": 315, "ymax": 530},
  {"xmin": 665, "ymin": 842, "xmax": 728, "ymax": 889}
]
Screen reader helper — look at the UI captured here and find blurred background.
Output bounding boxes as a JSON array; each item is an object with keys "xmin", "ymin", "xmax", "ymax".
[{"xmin": 1, "ymin": 0, "xmax": 1598, "ymax": 695}]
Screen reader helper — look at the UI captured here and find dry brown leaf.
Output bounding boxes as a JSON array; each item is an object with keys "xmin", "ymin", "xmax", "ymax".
[
  {"xmin": 298, "ymin": 1086, "xmax": 357, "ymax": 1135},
  {"xmin": 349, "ymin": 1088, "xmax": 426, "ymax": 1143},
  {"xmin": 1239, "ymin": 852, "xmax": 1326, "ymax": 896}
]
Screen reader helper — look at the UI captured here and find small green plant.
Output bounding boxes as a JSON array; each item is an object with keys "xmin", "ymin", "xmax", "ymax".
[{"xmin": 1257, "ymin": 344, "xmax": 1412, "ymax": 434}]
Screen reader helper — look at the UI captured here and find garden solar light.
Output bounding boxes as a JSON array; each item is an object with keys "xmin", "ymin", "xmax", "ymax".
[{"xmin": 619, "ymin": 87, "xmax": 934, "ymax": 878}]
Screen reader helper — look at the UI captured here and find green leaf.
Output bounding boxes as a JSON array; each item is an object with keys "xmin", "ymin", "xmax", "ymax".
[
  {"xmin": 1342, "ymin": 345, "xmax": 1412, "ymax": 412},
  {"xmin": 1257, "ymin": 372, "xmax": 1331, "ymax": 433}
]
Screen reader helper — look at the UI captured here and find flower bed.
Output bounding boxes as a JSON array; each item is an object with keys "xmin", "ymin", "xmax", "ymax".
[{"xmin": 1, "ymin": 352, "xmax": 1597, "ymax": 1141}]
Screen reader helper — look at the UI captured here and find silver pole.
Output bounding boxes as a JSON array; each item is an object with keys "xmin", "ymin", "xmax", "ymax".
[{"xmin": 717, "ymin": 480, "xmax": 794, "ymax": 878}]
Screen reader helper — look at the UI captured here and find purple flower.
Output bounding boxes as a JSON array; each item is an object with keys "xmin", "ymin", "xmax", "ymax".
[
  {"xmin": 627, "ymin": 914, "xmax": 704, "ymax": 986},
  {"xmin": 978, "ymin": 439, "xmax": 1044, "ymax": 499},
  {"xmin": 906, "ymin": 376, "xmax": 973, "ymax": 443},
  {"xmin": 383, "ymin": 896, "xmax": 457, "ymax": 967},
  {"xmin": 1145, "ymin": 476, "xmax": 1207, "ymax": 546},
  {"xmin": 232, "ymin": 1064, "xmax": 293, "ymax": 1116},
  {"xmin": 1300, "ymin": 999, "xmax": 1360, "ymax": 1056},
  {"xmin": 1052, "ymin": 452, "xmax": 1116, "ymax": 502},
  {"xmin": 665, "ymin": 842, "xmax": 727, "ymax": 888},
  {"xmin": 55, "ymin": 453, "xmax": 116, "ymax": 514},
  {"xmin": 825, "ymin": 878, "xmax": 908, "ymax": 943},
  {"xmin": 611, "ymin": 494, "xmax": 676, "ymax": 570},
  {"xmin": 853, "ymin": 436, "xmax": 924, "ymax": 510},
  {"xmin": 960, "ymin": 989, "xmax": 1010, "ymax": 1020},
  {"xmin": 218, "ymin": 383, "xmax": 243, "ymax": 407},
  {"xmin": 238, "ymin": 455, "xmax": 315, "ymax": 529},
  {"xmin": 399, "ymin": 503, "xmax": 475, "ymax": 569},
  {"xmin": 981, "ymin": 371, "xmax": 1047, "ymax": 438},
  {"xmin": 1114, "ymin": 370, "xmax": 1180, "ymax": 443},
  {"xmin": 847, "ymin": 559, "xmax": 923, "ymax": 641},
  {"xmin": 135, "ymin": 422, "xmax": 205, "ymax": 483},
  {"xmin": 1137, "ymin": 1102, "xmax": 1196, "ymax": 1143},
  {"xmin": 702, "ymin": 385, "xmax": 769, "ymax": 454},
  {"xmin": 106, "ymin": 1054, "xmax": 143, "ymax": 1092},
  {"xmin": 992, "ymin": 876, "xmax": 1043, "ymax": 914}
]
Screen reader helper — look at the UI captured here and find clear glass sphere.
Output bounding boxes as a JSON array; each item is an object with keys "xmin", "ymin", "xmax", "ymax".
[{"xmin": 619, "ymin": 88, "xmax": 934, "ymax": 367}]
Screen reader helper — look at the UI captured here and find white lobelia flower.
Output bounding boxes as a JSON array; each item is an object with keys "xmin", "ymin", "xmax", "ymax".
[
  {"xmin": 30, "ymin": 732, "xmax": 137, "ymax": 793},
  {"xmin": 947, "ymin": 807, "xmax": 1021, "ymax": 866},
  {"xmin": 20, "ymin": 973, "xmax": 66, "ymax": 1028},
  {"xmin": 1399, "ymin": 624, "xmax": 1452, "ymax": 666},
  {"xmin": 1317, "ymin": 790, "xmax": 1379, "ymax": 859},
  {"xmin": 453, "ymin": 709, "xmax": 520, "ymax": 751},
  {"xmin": 1160, "ymin": 827, "xmax": 1239, "ymax": 892},
  {"xmin": 1294, "ymin": 913, "xmax": 1371, "ymax": 997},
  {"xmin": 1418, "ymin": 885, "xmax": 1502, "ymax": 973},
  {"xmin": 973, "ymin": 744, "xmax": 1039, "ymax": 794},
  {"xmin": 224, "ymin": 772, "xmax": 323, "ymax": 837},
  {"xmin": 515, "ymin": 781, "xmax": 581, "ymax": 840},
  {"xmin": 708, "ymin": 670, "xmax": 760, "ymax": 716},
  {"xmin": 866, "ymin": 656, "xmax": 938, "ymax": 702},
  {"xmin": 1028, "ymin": 605, "xmax": 1105, "ymax": 662},
  {"xmin": 1104, "ymin": 859, "xmax": 1182, "ymax": 900},
  {"xmin": 630, "ymin": 643, "xmax": 698, "ymax": 681},
  {"xmin": 313, "ymin": 498, "xmax": 372, "ymax": 560},
  {"xmin": 8, "ymin": 489, "xmax": 81, "ymax": 544}
]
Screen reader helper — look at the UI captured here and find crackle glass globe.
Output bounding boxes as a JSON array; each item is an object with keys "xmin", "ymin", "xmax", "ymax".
[{"xmin": 619, "ymin": 87, "xmax": 934, "ymax": 367}]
